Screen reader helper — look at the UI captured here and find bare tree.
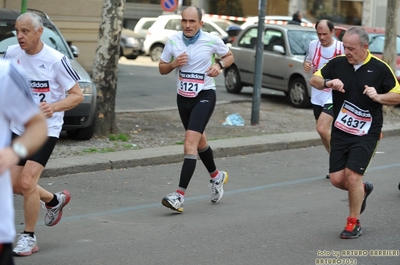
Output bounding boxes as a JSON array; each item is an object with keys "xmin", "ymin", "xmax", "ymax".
[
  {"xmin": 382, "ymin": 0, "xmax": 399, "ymax": 113},
  {"xmin": 91, "ymin": 0, "xmax": 125, "ymax": 136}
]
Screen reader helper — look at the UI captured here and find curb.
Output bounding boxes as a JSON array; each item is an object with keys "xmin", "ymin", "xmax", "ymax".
[{"xmin": 42, "ymin": 124, "xmax": 400, "ymax": 178}]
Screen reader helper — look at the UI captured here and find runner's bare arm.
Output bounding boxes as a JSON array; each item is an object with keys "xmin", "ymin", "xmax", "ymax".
[
  {"xmin": 159, "ymin": 52, "xmax": 188, "ymax": 75},
  {"xmin": 364, "ymin": 85, "xmax": 400, "ymax": 105},
  {"xmin": 41, "ymin": 82, "xmax": 84, "ymax": 118},
  {"xmin": 310, "ymin": 76, "xmax": 345, "ymax": 93}
]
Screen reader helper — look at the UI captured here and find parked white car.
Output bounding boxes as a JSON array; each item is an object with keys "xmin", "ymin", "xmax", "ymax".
[
  {"xmin": 143, "ymin": 14, "xmax": 234, "ymax": 61},
  {"xmin": 134, "ymin": 17, "xmax": 157, "ymax": 39}
]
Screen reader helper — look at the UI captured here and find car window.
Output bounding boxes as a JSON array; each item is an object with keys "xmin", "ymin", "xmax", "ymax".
[
  {"xmin": 238, "ymin": 27, "xmax": 258, "ymax": 49},
  {"xmin": 142, "ymin": 20, "xmax": 155, "ymax": 30},
  {"xmin": 0, "ymin": 20, "xmax": 71, "ymax": 58},
  {"xmin": 212, "ymin": 20, "xmax": 233, "ymax": 32},
  {"xmin": 337, "ymin": 29, "xmax": 346, "ymax": 41},
  {"xmin": 369, "ymin": 34, "xmax": 400, "ymax": 55},
  {"xmin": 264, "ymin": 29, "xmax": 284, "ymax": 51},
  {"xmin": 287, "ymin": 30, "xmax": 318, "ymax": 55},
  {"xmin": 202, "ymin": 22, "xmax": 219, "ymax": 34},
  {"xmin": 165, "ymin": 19, "xmax": 181, "ymax": 31}
]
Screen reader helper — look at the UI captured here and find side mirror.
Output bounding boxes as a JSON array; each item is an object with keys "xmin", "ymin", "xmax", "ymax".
[
  {"xmin": 273, "ymin": 45, "xmax": 285, "ymax": 54},
  {"xmin": 70, "ymin": 45, "xmax": 80, "ymax": 58}
]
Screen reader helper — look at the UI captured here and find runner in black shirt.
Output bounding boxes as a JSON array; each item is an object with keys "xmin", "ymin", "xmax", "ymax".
[{"xmin": 310, "ymin": 26, "xmax": 400, "ymax": 239}]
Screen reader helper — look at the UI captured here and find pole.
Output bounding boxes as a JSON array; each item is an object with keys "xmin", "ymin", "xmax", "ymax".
[
  {"xmin": 251, "ymin": 0, "xmax": 266, "ymax": 125},
  {"xmin": 21, "ymin": 0, "xmax": 27, "ymax": 13}
]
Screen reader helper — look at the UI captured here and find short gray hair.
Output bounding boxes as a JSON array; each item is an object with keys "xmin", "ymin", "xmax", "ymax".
[
  {"xmin": 182, "ymin": 6, "xmax": 202, "ymax": 21},
  {"xmin": 345, "ymin": 26, "xmax": 369, "ymax": 46},
  {"xmin": 16, "ymin": 12, "xmax": 43, "ymax": 31}
]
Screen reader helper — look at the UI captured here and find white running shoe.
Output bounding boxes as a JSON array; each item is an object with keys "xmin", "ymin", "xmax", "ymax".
[
  {"xmin": 161, "ymin": 192, "xmax": 184, "ymax": 212},
  {"xmin": 44, "ymin": 190, "xmax": 71, "ymax": 226},
  {"xmin": 210, "ymin": 171, "xmax": 229, "ymax": 203},
  {"xmin": 13, "ymin": 234, "xmax": 39, "ymax": 256}
]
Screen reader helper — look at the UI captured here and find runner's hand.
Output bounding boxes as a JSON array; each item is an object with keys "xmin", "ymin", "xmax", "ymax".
[
  {"xmin": 327, "ymin": 79, "xmax": 345, "ymax": 93},
  {"xmin": 206, "ymin": 64, "xmax": 221, "ymax": 77},
  {"xmin": 174, "ymin": 52, "xmax": 188, "ymax": 67},
  {"xmin": 363, "ymin": 85, "xmax": 378, "ymax": 101},
  {"xmin": 0, "ymin": 148, "xmax": 19, "ymax": 174},
  {"xmin": 40, "ymin": 102, "xmax": 54, "ymax": 118},
  {"xmin": 303, "ymin": 61, "xmax": 312, "ymax": 73}
]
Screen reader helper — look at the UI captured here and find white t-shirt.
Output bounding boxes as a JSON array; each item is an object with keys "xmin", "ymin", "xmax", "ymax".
[
  {"xmin": 160, "ymin": 30, "xmax": 229, "ymax": 98},
  {"xmin": 305, "ymin": 39, "xmax": 344, "ymax": 106},
  {"xmin": 5, "ymin": 43, "xmax": 80, "ymax": 137},
  {"xmin": 0, "ymin": 60, "xmax": 40, "ymax": 243}
]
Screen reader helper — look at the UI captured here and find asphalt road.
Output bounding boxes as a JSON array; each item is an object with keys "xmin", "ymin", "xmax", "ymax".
[
  {"xmin": 14, "ymin": 136, "xmax": 400, "ymax": 265},
  {"xmin": 116, "ymin": 56, "xmax": 285, "ymax": 112}
]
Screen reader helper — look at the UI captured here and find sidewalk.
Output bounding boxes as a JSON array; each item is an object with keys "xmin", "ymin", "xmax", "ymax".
[{"xmin": 43, "ymin": 122, "xmax": 400, "ymax": 178}]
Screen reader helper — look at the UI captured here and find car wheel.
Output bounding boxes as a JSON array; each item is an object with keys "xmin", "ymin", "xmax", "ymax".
[
  {"xmin": 224, "ymin": 65, "xmax": 243, "ymax": 94},
  {"xmin": 66, "ymin": 121, "xmax": 95, "ymax": 141},
  {"xmin": 288, "ymin": 77, "xmax": 311, "ymax": 108},
  {"xmin": 150, "ymin": 45, "xmax": 164, "ymax": 62}
]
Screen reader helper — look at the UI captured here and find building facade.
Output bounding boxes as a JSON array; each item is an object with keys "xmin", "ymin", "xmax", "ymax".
[{"xmin": 1, "ymin": 0, "xmax": 397, "ymax": 72}]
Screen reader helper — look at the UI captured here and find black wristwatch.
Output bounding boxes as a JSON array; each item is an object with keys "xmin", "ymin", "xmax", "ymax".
[
  {"xmin": 324, "ymin": 79, "xmax": 330, "ymax": 88},
  {"xmin": 217, "ymin": 60, "xmax": 225, "ymax": 70}
]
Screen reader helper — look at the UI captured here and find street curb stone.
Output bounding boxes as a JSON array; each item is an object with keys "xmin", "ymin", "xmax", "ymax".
[{"xmin": 42, "ymin": 123, "xmax": 400, "ymax": 178}]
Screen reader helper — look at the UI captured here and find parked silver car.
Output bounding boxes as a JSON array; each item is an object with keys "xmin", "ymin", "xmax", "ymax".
[
  {"xmin": 120, "ymin": 28, "xmax": 144, "ymax": 60},
  {"xmin": 224, "ymin": 24, "xmax": 319, "ymax": 108}
]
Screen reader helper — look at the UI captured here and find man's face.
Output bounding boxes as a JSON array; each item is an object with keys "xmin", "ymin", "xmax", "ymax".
[
  {"xmin": 15, "ymin": 17, "xmax": 43, "ymax": 54},
  {"xmin": 316, "ymin": 23, "xmax": 334, "ymax": 47},
  {"xmin": 181, "ymin": 8, "xmax": 203, "ymax": 37},
  {"xmin": 343, "ymin": 32, "xmax": 368, "ymax": 65}
]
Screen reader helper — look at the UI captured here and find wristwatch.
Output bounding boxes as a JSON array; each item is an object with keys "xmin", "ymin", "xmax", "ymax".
[
  {"xmin": 324, "ymin": 79, "xmax": 331, "ymax": 88},
  {"xmin": 217, "ymin": 60, "xmax": 225, "ymax": 70},
  {"xmin": 12, "ymin": 142, "xmax": 28, "ymax": 159}
]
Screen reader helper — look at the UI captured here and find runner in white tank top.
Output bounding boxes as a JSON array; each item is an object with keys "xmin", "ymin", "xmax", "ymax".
[{"xmin": 304, "ymin": 20, "xmax": 344, "ymax": 179}]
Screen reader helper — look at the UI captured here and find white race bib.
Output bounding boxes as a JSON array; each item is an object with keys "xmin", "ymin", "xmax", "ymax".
[
  {"xmin": 30, "ymin": 80, "xmax": 51, "ymax": 104},
  {"xmin": 334, "ymin": 100, "xmax": 372, "ymax": 136},
  {"xmin": 178, "ymin": 71, "xmax": 205, "ymax": 98}
]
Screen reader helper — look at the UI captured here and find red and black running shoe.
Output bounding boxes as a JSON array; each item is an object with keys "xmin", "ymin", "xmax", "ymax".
[{"xmin": 340, "ymin": 217, "xmax": 362, "ymax": 239}]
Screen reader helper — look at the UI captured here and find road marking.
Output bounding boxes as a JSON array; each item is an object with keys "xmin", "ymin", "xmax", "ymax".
[{"xmin": 16, "ymin": 162, "xmax": 400, "ymax": 230}]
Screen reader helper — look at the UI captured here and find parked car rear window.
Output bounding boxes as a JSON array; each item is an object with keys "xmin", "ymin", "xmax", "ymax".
[
  {"xmin": 287, "ymin": 30, "xmax": 318, "ymax": 55},
  {"xmin": 368, "ymin": 34, "xmax": 400, "ymax": 55},
  {"xmin": 165, "ymin": 19, "xmax": 181, "ymax": 31}
]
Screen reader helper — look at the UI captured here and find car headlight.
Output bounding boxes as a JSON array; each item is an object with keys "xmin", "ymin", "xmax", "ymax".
[
  {"xmin": 126, "ymin": 37, "xmax": 139, "ymax": 46},
  {"xmin": 79, "ymin": 82, "xmax": 93, "ymax": 95}
]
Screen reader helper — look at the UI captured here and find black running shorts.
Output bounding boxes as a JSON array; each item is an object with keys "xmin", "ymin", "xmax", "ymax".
[
  {"xmin": 312, "ymin": 103, "xmax": 334, "ymax": 120},
  {"xmin": 12, "ymin": 132, "xmax": 58, "ymax": 167},
  {"xmin": 329, "ymin": 139, "xmax": 379, "ymax": 175},
  {"xmin": 177, "ymin": 89, "xmax": 216, "ymax": 133}
]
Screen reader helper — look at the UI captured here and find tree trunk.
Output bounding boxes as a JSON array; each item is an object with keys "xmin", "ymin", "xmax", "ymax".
[
  {"xmin": 91, "ymin": 0, "xmax": 125, "ymax": 136},
  {"xmin": 382, "ymin": 0, "xmax": 399, "ymax": 114}
]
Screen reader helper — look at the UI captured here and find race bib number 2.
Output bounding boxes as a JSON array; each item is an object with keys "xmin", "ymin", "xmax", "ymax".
[
  {"xmin": 30, "ymin": 80, "xmax": 51, "ymax": 104},
  {"xmin": 178, "ymin": 71, "xmax": 205, "ymax": 98},
  {"xmin": 334, "ymin": 100, "xmax": 372, "ymax": 136}
]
